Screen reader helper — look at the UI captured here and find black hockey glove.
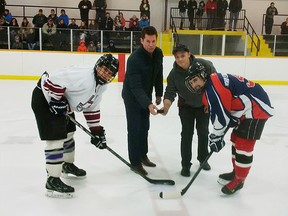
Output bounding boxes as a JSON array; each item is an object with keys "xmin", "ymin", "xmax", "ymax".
[
  {"xmin": 49, "ymin": 98, "xmax": 68, "ymax": 116},
  {"xmin": 209, "ymin": 134, "xmax": 225, "ymax": 152},
  {"xmin": 90, "ymin": 126, "xmax": 107, "ymax": 149}
]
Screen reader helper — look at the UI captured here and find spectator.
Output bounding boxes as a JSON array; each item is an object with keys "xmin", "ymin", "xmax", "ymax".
[
  {"xmin": 280, "ymin": 17, "xmax": 288, "ymax": 35},
  {"xmin": 106, "ymin": 39, "xmax": 116, "ymax": 52},
  {"xmin": 48, "ymin": 9, "xmax": 58, "ymax": 25},
  {"xmin": 196, "ymin": 0, "xmax": 205, "ymax": 30},
  {"xmin": 68, "ymin": 18, "xmax": 79, "ymax": 30},
  {"xmin": 93, "ymin": 0, "xmax": 107, "ymax": 25},
  {"xmin": 205, "ymin": 0, "xmax": 217, "ymax": 30},
  {"xmin": 32, "ymin": 9, "xmax": 47, "ymax": 28},
  {"xmin": 42, "ymin": 18, "xmax": 57, "ymax": 47},
  {"xmin": 87, "ymin": 40, "xmax": 96, "ymax": 52},
  {"xmin": 11, "ymin": 34, "xmax": 23, "ymax": 49},
  {"xmin": 9, "ymin": 18, "xmax": 19, "ymax": 43},
  {"xmin": 114, "ymin": 12, "xmax": 126, "ymax": 31},
  {"xmin": 187, "ymin": 0, "xmax": 197, "ymax": 30},
  {"xmin": 88, "ymin": 19, "xmax": 99, "ymax": 43},
  {"xmin": 3, "ymin": 9, "xmax": 12, "ymax": 24},
  {"xmin": 265, "ymin": 2, "xmax": 278, "ymax": 35},
  {"xmin": 56, "ymin": 19, "xmax": 68, "ymax": 49},
  {"xmin": 215, "ymin": 0, "xmax": 228, "ymax": 30},
  {"xmin": 139, "ymin": 0, "xmax": 150, "ymax": 19},
  {"xmin": 96, "ymin": 41, "xmax": 101, "ymax": 52},
  {"xmin": 26, "ymin": 28, "xmax": 37, "ymax": 50},
  {"xmin": 139, "ymin": 14, "xmax": 150, "ymax": 29},
  {"xmin": 20, "ymin": 16, "xmax": 33, "ymax": 44},
  {"xmin": 78, "ymin": 0, "xmax": 92, "ymax": 28},
  {"xmin": 127, "ymin": 15, "xmax": 141, "ymax": 31},
  {"xmin": 0, "ymin": 0, "xmax": 6, "ymax": 16},
  {"xmin": 77, "ymin": 39, "xmax": 87, "ymax": 52},
  {"xmin": 178, "ymin": 0, "xmax": 187, "ymax": 30},
  {"xmin": 101, "ymin": 12, "xmax": 113, "ymax": 30},
  {"xmin": 58, "ymin": 9, "xmax": 69, "ymax": 26},
  {"xmin": 228, "ymin": 0, "xmax": 242, "ymax": 31}
]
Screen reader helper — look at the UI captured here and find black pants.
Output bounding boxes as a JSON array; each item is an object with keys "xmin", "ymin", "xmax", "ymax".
[
  {"xmin": 179, "ymin": 106, "xmax": 209, "ymax": 169},
  {"xmin": 123, "ymin": 99, "xmax": 150, "ymax": 166},
  {"xmin": 31, "ymin": 85, "xmax": 76, "ymax": 140}
]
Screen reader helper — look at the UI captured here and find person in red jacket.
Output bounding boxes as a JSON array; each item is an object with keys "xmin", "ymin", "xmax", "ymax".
[
  {"xmin": 77, "ymin": 40, "xmax": 87, "ymax": 52},
  {"xmin": 204, "ymin": 0, "xmax": 217, "ymax": 30},
  {"xmin": 185, "ymin": 60, "xmax": 274, "ymax": 195}
]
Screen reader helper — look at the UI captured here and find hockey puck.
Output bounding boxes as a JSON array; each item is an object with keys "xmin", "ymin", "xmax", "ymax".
[{"xmin": 157, "ymin": 110, "xmax": 164, "ymax": 113}]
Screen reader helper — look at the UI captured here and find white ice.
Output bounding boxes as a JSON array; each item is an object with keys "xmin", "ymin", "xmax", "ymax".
[{"xmin": 0, "ymin": 80, "xmax": 287, "ymax": 216}]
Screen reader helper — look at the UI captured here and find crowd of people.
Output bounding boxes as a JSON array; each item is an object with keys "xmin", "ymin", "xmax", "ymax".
[
  {"xmin": 177, "ymin": 0, "xmax": 288, "ymax": 35},
  {"xmin": 0, "ymin": 0, "xmax": 151, "ymax": 51}
]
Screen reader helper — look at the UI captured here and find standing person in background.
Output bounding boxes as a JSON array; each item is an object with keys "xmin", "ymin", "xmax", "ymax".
[
  {"xmin": 205, "ymin": 0, "xmax": 217, "ymax": 30},
  {"xmin": 122, "ymin": 26, "xmax": 163, "ymax": 176},
  {"xmin": 78, "ymin": 0, "xmax": 92, "ymax": 28},
  {"xmin": 228, "ymin": 0, "xmax": 242, "ymax": 31},
  {"xmin": 139, "ymin": 0, "xmax": 150, "ymax": 19},
  {"xmin": 31, "ymin": 54, "xmax": 119, "ymax": 198},
  {"xmin": 265, "ymin": 2, "xmax": 278, "ymax": 35},
  {"xmin": 185, "ymin": 60, "xmax": 274, "ymax": 195},
  {"xmin": 159, "ymin": 44, "xmax": 213, "ymax": 177},
  {"xmin": 215, "ymin": 0, "xmax": 228, "ymax": 30},
  {"xmin": 93, "ymin": 0, "xmax": 107, "ymax": 26},
  {"xmin": 196, "ymin": 0, "xmax": 205, "ymax": 30},
  {"xmin": 0, "ymin": 0, "xmax": 6, "ymax": 16},
  {"xmin": 187, "ymin": 0, "xmax": 197, "ymax": 30},
  {"xmin": 178, "ymin": 0, "xmax": 187, "ymax": 30}
]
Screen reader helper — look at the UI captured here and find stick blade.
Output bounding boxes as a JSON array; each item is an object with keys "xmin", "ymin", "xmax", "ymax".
[{"xmin": 159, "ymin": 191, "xmax": 182, "ymax": 199}]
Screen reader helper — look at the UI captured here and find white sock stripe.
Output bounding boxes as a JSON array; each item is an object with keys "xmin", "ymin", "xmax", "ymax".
[
  {"xmin": 235, "ymin": 149, "xmax": 253, "ymax": 157},
  {"xmin": 235, "ymin": 161, "xmax": 252, "ymax": 168}
]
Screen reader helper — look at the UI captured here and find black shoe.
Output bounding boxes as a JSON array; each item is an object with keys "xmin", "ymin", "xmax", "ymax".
[
  {"xmin": 200, "ymin": 162, "xmax": 211, "ymax": 171},
  {"xmin": 131, "ymin": 164, "xmax": 148, "ymax": 176},
  {"xmin": 180, "ymin": 167, "xmax": 190, "ymax": 177},
  {"xmin": 62, "ymin": 162, "xmax": 86, "ymax": 177},
  {"xmin": 141, "ymin": 157, "xmax": 156, "ymax": 167}
]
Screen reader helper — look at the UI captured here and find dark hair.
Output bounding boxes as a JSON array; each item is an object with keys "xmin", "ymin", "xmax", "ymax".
[{"xmin": 141, "ymin": 26, "xmax": 158, "ymax": 39}]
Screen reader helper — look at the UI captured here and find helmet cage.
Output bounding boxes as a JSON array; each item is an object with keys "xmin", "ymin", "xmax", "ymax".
[{"xmin": 95, "ymin": 54, "xmax": 119, "ymax": 85}]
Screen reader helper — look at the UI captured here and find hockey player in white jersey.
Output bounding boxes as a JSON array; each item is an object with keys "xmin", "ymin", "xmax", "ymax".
[{"xmin": 31, "ymin": 54, "xmax": 119, "ymax": 198}]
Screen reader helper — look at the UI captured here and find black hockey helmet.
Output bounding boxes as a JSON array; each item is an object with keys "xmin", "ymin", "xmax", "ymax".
[
  {"xmin": 185, "ymin": 59, "xmax": 211, "ymax": 93},
  {"xmin": 94, "ymin": 54, "xmax": 119, "ymax": 85}
]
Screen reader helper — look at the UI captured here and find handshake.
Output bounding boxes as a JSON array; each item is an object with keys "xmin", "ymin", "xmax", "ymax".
[{"xmin": 208, "ymin": 134, "xmax": 225, "ymax": 152}]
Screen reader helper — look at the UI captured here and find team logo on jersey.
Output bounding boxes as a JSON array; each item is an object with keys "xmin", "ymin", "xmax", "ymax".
[{"xmin": 76, "ymin": 95, "xmax": 97, "ymax": 111}]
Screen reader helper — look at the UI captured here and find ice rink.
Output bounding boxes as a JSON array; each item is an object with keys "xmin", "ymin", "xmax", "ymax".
[{"xmin": 0, "ymin": 80, "xmax": 287, "ymax": 216}]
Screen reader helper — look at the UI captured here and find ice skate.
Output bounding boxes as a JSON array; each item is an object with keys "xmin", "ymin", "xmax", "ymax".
[
  {"xmin": 217, "ymin": 170, "xmax": 235, "ymax": 185},
  {"xmin": 45, "ymin": 176, "xmax": 74, "ymax": 198},
  {"xmin": 221, "ymin": 177, "xmax": 244, "ymax": 195},
  {"xmin": 62, "ymin": 162, "xmax": 86, "ymax": 179}
]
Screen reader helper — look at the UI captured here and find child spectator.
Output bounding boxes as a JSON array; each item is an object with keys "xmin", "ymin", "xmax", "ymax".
[
  {"xmin": 3, "ymin": 9, "xmax": 12, "ymax": 24},
  {"xmin": 77, "ymin": 39, "xmax": 87, "ymax": 52},
  {"xmin": 127, "ymin": 15, "xmax": 141, "ymax": 31},
  {"xmin": 87, "ymin": 40, "xmax": 96, "ymax": 52},
  {"xmin": 139, "ymin": 14, "xmax": 150, "ymax": 29},
  {"xmin": 11, "ymin": 34, "xmax": 23, "ymax": 49}
]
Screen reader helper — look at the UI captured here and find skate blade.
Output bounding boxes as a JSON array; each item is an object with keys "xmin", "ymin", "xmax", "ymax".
[
  {"xmin": 217, "ymin": 178, "xmax": 231, "ymax": 186},
  {"xmin": 46, "ymin": 190, "xmax": 74, "ymax": 199},
  {"xmin": 61, "ymin": 172, "xmax": 86, "ymax": 179}
]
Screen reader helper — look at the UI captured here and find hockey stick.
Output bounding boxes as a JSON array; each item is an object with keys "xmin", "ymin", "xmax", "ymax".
[
  {"xmin": 159, "ymin": 151, "xmax": 213, "ymax": 199},
  {"xmin": 67, "ymin": 115, "xmax": 175, "ymax": 186}
]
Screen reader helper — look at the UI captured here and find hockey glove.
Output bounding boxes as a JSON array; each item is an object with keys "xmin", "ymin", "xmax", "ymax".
[
  {"xmin": 49, "ymin": 98, "xmax": 68, "ymax": 116},
  {"xmin": 209, "ymin": 134, "xmax": 225, "ymax": 152},
  {"xmin": 90, "ymin": 126, "xmax": 107, "ymax": 149}
]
